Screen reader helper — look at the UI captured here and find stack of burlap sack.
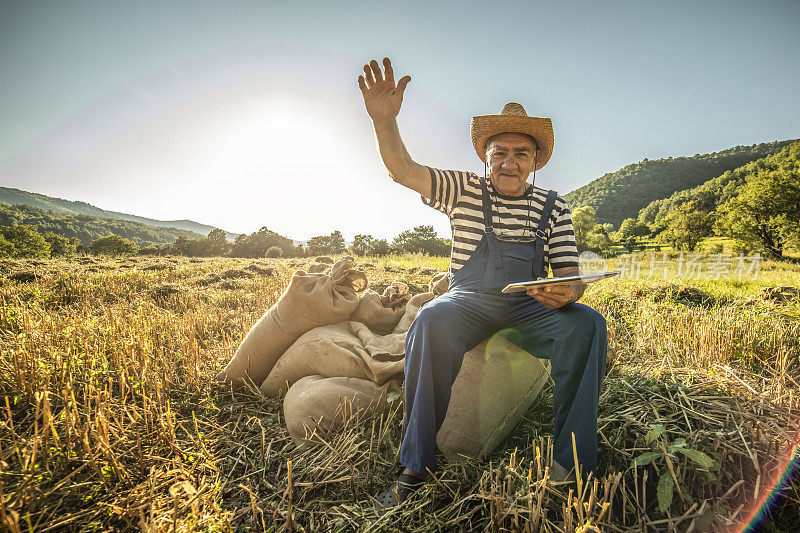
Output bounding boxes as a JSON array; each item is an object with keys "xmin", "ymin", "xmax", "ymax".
[{"xmin": 215, "ymin": 256, "xmax": 550, "ymax": 463}]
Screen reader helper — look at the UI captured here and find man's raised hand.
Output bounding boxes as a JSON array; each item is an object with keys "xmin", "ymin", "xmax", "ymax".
[{"xmin": 358, "ymin": 58, "xmax": 411, "ymax": 124}]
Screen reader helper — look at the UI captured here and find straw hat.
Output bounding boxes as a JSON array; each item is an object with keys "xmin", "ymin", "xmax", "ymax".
[{"xmin": 470, "ymin": 102, "xmax": 554, "ymax": 171}]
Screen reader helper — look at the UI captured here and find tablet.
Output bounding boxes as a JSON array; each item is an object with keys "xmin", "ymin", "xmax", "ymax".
[{"xmin": 501, "ymin": 271, "xmax": 621, "ymax": 294}]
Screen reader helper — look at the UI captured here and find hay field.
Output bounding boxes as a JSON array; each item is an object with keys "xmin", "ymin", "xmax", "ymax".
[{"xmin": 1, "ymin": 254, "xmax": 799, "ymax": 532}]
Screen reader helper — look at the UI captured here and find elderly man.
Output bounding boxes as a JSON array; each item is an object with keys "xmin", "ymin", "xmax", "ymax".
[{"xmin": 358, "ymin": 58, "xmax": 607, "ymax": 510}]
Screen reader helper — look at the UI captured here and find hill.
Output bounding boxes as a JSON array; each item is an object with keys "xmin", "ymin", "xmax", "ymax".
[
  {"xmin": 564, "ymin": 139, "xmax": 798, "ymax": 228},
  {"xmin": 0, "ymin": 186, "xmax": 238, "ymax": 241},
  {"xmin": 0, "ymin": 202, "xmax": 203, "ymax": 248},
  {"xmin": 639, "ymin": 140, "xmax": 800, "ymax": 225}
]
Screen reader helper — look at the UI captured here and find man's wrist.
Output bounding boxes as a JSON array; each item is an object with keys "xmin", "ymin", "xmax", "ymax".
[{"xmin": 372, "ymin": 117, "xmax": 397, "ymax": 131}]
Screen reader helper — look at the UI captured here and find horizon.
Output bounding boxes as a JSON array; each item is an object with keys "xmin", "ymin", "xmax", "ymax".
[
  {"xmin": 1, "ymin": 0, "xmax": 798, "ymax": 240},
  {"xmin": 3, "ymin": 135, "xmax": 796, "ymax": 243}
]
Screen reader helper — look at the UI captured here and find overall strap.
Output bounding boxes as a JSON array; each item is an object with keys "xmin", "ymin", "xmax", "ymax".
[
  {"xmin": 479, "ymin": 176, "xmax": 494, "ymax": 233},
  {"xmin": 531, "ymin": 190, "xmax": 558, "ymax": 278}
]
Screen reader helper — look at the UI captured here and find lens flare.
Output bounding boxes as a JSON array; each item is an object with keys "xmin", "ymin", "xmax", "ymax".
[{"xmin": 739, "ymin": 438, "xmax": 800, "ymax": 531}]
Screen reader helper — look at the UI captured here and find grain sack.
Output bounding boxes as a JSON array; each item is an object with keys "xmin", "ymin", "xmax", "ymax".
[
  {"xmin": 214, "ymin": 256, "xmax": 368, "ymax": 386},
  {"xmin": 428, "ymin": 271, "xmax": 450, "ymax": 295},
  {"xmin": 349, "ymin": 282, "xmax": 411, "ymax": 335},
  {"xmin": 260, "ymin": 322, "xmax": 382, "ymax": 397},
  {"xmin": 392, "ymin": 292, "xmax": 435, "ymax": 335},
  {"xmin": 436, "ymin": 334, "xmax": 551, "ymax": 462},
  {"xmin": 283, "ymin": 375, "xmax": 402, "ymax": 446},
  {"xmin": 260, "ymin": 293, "xmax": 434, "ymax": 397},
  {"xmin": 267, "ymin": 291, "xmax": 434, "ymax": 444}
]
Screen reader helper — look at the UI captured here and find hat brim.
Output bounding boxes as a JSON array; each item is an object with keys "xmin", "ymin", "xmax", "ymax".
[{"xmin": 470, "ymin": 115, "xmax": 554, "ymax": 171}]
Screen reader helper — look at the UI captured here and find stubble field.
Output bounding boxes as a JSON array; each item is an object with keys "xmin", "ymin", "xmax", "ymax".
[{"xmin": 1, "ymin": 253, "xmax": 799, "ymax": 532}]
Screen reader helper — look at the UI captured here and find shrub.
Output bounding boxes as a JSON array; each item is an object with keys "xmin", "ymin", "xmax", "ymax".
[
  {"xmin": 89, "ymin": 234, "xmax": 139, "ymax": 256},
  {"xmin": 265, "ymin": 246, "xmax": 283, "ymax": 258}
]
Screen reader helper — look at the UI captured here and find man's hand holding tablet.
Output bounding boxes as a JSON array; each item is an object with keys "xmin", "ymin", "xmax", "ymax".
[
  {"xmin": 505, "ymin": 271, "xmax": 621, "ymax": 310},
  {"xmin": 526, "ymin": 280, "xmax": 584, "ymax": 309}
]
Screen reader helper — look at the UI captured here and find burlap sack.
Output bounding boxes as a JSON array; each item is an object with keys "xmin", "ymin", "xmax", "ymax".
[
  {"xmin": 215, "ymin": 256, "xmax": 368, "ymax": 386},
  {"xmin": 392, "ymin": 292, "xmax": 435, "ymax": 335},
  {"xmin": 349, "ymin": 282, "xmax": 411, "ymax": 335},
  {"xmin": 429, "ymin": 271, "xmax": 450, "ymax": 295},
  {"xmin": 283, "ymin": 375, "xmax": 402, "ymax": 445},
  {"xmin": 436, "ymin": 334, "xmax": 551, "ymax": 462},
  {"xmin": 260, "ymin": 292, "xmax": 434, "ymax": 397}
]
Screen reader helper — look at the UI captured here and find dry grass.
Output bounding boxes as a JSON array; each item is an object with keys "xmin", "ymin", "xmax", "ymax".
[{"xmin": 0, "ymin": 254, "xmax": 799, "ymax": 531}]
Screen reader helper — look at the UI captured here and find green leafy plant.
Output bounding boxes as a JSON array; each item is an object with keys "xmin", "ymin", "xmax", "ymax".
[{"xmin": 630, "ymin": 424, "xmax": 720, "ymax": 514}]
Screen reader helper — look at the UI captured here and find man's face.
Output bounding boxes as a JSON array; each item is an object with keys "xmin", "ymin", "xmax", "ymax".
[{"xmin": 485, "ymin": 132, "xmax": 537, "ymax": 197}]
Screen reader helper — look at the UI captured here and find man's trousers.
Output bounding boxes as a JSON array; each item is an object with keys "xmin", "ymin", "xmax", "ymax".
[{"xmin": 400, "ymin": 288, "xmax": 607, "ymax": 476}]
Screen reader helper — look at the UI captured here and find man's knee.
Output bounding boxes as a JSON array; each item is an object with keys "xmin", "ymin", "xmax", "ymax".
[
  {"xmin": 405, "ymin": 298, "xmax": 467, "ymax": 367},
  {"xmin": 569, "ymin": 303, "xmax": 606, "ymax": 333},
  {"xmin": 408, "ymin": 298, "xmax": 457, "ymax": 336}
]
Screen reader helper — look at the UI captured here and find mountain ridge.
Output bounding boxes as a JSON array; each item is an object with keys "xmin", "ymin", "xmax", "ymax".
[
  {"xmin": 564, "ymin": 139, "xmax": 799, "ymax": 227},
  {"xmin": 0, "ymin": 186, "xmax": 239, "ymax": 241}
]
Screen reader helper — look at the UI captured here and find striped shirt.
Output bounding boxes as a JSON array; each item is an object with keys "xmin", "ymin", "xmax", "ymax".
[{"xmin": 420, "ymin": 166, "xmax": 579, "ymax": 275}]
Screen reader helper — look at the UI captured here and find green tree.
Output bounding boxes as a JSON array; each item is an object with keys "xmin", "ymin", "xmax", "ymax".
[
  {"xmin": 43, "ymin": 231, "xmax": 77, "ymax": 256},
  {"xmin": 0, "ymin": 224, "xmax": 50, "ymax": 258},
  {"xmin": 228, "ymin": 227, "xmax": 299, "ymax": 258},
  {"xmin": 571, "ymin": 206, "xmax": 597, "ymax": 248},
  {"xmin": 89, "ymin": 234, "xmax": 139, "ymax": 256},
  {"xmin": 172, "ymin": 235, "xmax": 190, "ymax": 256},
  {"xmin": 185, "ymin": 237, "xmax": 211, "ymax": 257},
  {"xmin": 305, "ymin": 235, "xmax": 330, "ymax": 256},
  {"xmin": 623, "ymin": 236, "xmax": 638, "ymax": 254},
  {"xmin": 69, "ymin": 237, "xmax": 83, "ymax": 254},
  {"xmin": 206, "ymin": 228, "xmax": 231, "ymax": 256},
  {"xmin": 0, "ymin": 233, "xmax": 15, "ymax": 257},
  {"xmin": 616, "ymin": 218, "xmax": 650, "ymax": 240},
  {"xmin": 657, "ymin": 205, "xmax": 714, "ymax": 252},
  {"xmin": 392, "ymin": 226, "xmax": 450, "ymax": 256},
  {"xmin": 715, "ymin": 166, "xmax": 800, "ymax": 259},
  {"xmin": 588, "ymin": 230, "xmax": 614, "ymax": 254},
  {"xmin": 350, "ymin": 234, "xmax": 376, "ymax": 256},
  {"xmin": 265, "ymin": 245, "xmax": 283, "ymax": 258},
  {"xmin": 571, "ymin": 206, "xmax": 614, "ymax": 254},
  {"xmin": 615, "ymin": 218, "xmax": 651, "ymax": 253},
  {"xmin": 370, "ymin": 239, "xmax": 391, "ymax": 256},
  {"xmin": 328, "ymin": 231, "xmax": 346, "ymax": 254},
  {"xmin": 305, "ymin": 231, "xmax": 347, "ymax": 256}
]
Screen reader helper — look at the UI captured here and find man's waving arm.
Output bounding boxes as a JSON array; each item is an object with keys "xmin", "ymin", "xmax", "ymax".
[{"xmin": 358, "ymin": 57, "xmax": 431, "ymax": 198}]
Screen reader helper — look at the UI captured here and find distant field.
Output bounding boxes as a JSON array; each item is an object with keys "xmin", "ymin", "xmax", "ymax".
[{"xmin": 1, "ymin": 254, "xmax": 799, "ymax": 531}]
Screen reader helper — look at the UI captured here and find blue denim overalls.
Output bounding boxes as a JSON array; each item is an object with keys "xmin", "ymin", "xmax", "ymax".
[{"xmin": 401, "ymin": 176, "xmax": 607, "ymax": 476}]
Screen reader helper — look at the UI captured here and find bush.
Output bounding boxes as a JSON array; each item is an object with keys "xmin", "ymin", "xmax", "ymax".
[
  {"xmin": 265, "ymin": 246, "xmax": 283, "ymax": 258},
  {"xmin": 43, "ymin": 232, "xmax": 78, "ymax": 257},
  {"xmin": 89, "ymin": 234, "xmax": 139, "ymax": 256},
  {"xmin": 0, "ymin": 224, "xmax": 51, "ymax": 258}
]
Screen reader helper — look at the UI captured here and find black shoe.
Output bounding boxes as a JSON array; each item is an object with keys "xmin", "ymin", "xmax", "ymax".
[{"xmin": 372, "ymin": 473, "xmax": 427, "ymax": 513}]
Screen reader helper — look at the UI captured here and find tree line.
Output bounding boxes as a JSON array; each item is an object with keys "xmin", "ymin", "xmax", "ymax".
[
  {"xmin": 0, "ymin": 224, "xmax": 453, "ymax": 259},
  {"xmin": 6, "ymin": 140, "xmax": 798, "ymax": 261},
  {"xmin": 164, "ymin": 226, "xmax": 451, "ymax": 258}
]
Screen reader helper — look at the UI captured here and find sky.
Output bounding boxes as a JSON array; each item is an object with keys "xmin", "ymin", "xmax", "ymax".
[{"xmin": 1, "ymin": 0, "xmax": 798, "ymax": 241}]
